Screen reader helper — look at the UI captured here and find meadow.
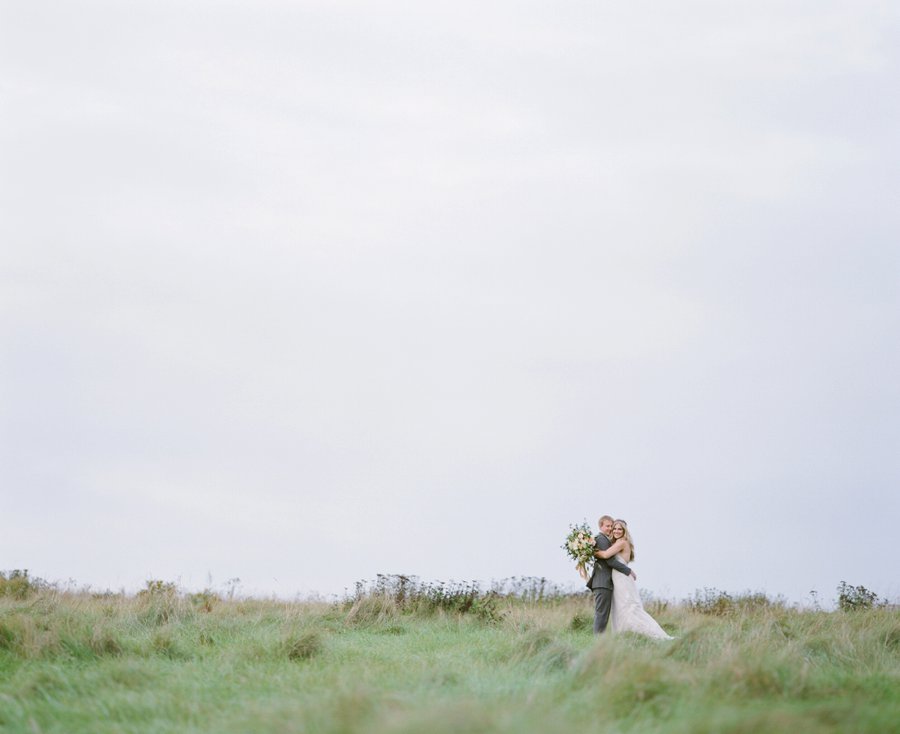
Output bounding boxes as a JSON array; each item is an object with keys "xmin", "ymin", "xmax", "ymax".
[{"xmin": 0, "ymin": 573, "xmax": 897, "ymax": 734}]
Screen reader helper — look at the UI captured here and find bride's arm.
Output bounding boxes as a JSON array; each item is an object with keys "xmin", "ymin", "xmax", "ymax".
[{"xmin": 593, "ymin": 539, "xmax": 626, "ymax": 559}]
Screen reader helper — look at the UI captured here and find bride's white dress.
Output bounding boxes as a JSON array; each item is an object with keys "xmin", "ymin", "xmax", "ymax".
[{"xmin": 610, "ymin": 554, "xmax": 674, "ymax": 640}]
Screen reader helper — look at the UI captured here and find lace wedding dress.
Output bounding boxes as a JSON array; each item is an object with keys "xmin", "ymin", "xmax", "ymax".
[{"xmin": 610, "ymin": 554, "xmax": 674, "ymax": 640}]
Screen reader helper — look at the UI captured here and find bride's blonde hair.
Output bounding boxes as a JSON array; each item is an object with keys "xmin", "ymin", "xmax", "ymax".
[{"xmin": 614, "ymin": 519, "xmax": 635, "ymax": 561}]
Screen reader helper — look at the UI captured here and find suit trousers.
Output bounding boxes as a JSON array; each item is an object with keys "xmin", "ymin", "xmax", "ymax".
[{"xmin": 592, "ymin": 586, "xmax": 613, "ymax": 634}]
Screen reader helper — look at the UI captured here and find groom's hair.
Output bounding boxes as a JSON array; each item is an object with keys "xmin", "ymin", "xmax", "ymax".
[{"xmin": 598, "ymin": 515, "xmax": 614, "ymax": 525}]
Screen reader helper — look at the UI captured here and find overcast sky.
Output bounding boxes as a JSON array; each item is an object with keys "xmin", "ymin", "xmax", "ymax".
[{"xmin": 2, "ymin": 1, "xmax": 898, "ymax": 606}]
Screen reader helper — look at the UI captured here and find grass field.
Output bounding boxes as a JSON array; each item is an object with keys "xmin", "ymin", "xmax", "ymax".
[{"xmin": 1, "ymin": 574, "xmax": 898, "ymax": 734}]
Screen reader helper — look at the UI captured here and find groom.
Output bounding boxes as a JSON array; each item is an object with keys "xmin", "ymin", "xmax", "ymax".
[{"xmin": 587, "ymin": 515, "xmax": 636, "ymax": 634}]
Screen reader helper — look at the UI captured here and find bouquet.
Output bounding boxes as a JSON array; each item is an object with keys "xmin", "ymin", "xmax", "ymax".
[{"xmin": 562, "ymin": 521, "xmax": 596, "ymax": 580}]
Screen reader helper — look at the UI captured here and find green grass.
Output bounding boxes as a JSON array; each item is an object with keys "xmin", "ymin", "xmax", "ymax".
[{"xmin": 0, "ymin": 586, "xmax": 897, "ymax": 734}]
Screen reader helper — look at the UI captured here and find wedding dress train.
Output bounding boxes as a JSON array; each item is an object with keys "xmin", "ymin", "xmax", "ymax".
[{"xmin": 610, "ymin": 554, "xmax": 674, "ymax": 640}]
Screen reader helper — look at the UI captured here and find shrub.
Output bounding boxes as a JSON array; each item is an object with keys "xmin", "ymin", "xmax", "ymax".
[
  {"xmin": 490, "ymin": 576, "xmax": 571, "ymax": 601},
  {"xmin": 138, "ymin": 580, "xmax": 182, "ymax": 625},
  {"xmin": 284, "ymin": 630, "xmax": 323, "ymax": 661},
  {"xmin": 344, "ymin": 594, "xmax": 400, "ymax": 626},
  {"xmin": 89, "ymin": 627, "xmax": 124, "ymax": 657},
  {"xmin": 570, "ymin": 612, "xmax": 591, "ymax": 631},
  {"xmin": 344, "ymin": 575, "xmax": 506, "ymax": 624},
  {"xmin": 138, "ymin": 580, "xmax": 178, "ymax": 598},
  {"xmin": 837, "ymin": 581, "xmax": 881, "ymax": 611},
  {"xmin": 684, "ymin": 588, "xmax": 785, "ymax": 616},
  {"xmin": 0, "ymin": 613, "xmax": 60, "ymax": 658},
  {"xmin": 151, "ymin": 627, "xmax": 190, "ymax": 660},
  {"xmin": 685, "ymin": 588, "xmax": 735, "ymax": 616},
  {"xmin": 0, "ymin": 570, "xmax": 46, "ymax": 599},
  {"xmin": 0, "ymin": 617, "xmax": 20, "ymax": 651},
  {"xmin": 189, "ymin": 589, "xmax": 220, "ymax": 613},
  {"xmin": 734, "ymin": 591, "xmax": 785, "ymax": 612}
]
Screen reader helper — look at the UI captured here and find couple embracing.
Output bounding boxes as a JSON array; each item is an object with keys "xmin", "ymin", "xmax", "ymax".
[{"xmin": 585, "ymin": 515, "xmax": 673, "ymax": 640}]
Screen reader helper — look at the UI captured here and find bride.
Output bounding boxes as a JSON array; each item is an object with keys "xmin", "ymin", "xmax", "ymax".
[{"xmin": 594, "ymin": 519, "xmax": 673, "ymax": 640}]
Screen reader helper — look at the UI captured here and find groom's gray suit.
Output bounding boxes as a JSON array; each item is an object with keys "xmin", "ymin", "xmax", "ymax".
[{"xmin": 587, "ymin": 532, "xmax": 632, "ymax": 634}]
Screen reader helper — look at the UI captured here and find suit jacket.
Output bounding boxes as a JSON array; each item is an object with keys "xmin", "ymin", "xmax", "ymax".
[{"xmin": 587, "ymin": 533, "xmax": 632, "ymax": 590}]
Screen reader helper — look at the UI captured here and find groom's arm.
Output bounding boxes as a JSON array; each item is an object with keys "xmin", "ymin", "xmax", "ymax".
[{"xmin": 605, "ymin": 555, "xmax": 632, "ymax": 576}]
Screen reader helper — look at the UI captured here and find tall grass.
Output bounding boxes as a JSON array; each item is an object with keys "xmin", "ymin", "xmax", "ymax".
[{"xmin": 0, "ymin": 576, "xmax": 897, "ymax": 733}]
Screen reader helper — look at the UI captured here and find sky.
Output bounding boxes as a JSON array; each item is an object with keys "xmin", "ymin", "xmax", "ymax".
[{"xmin": 2, "ymin": 0, "xmax": 898, "ymax": 607}]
